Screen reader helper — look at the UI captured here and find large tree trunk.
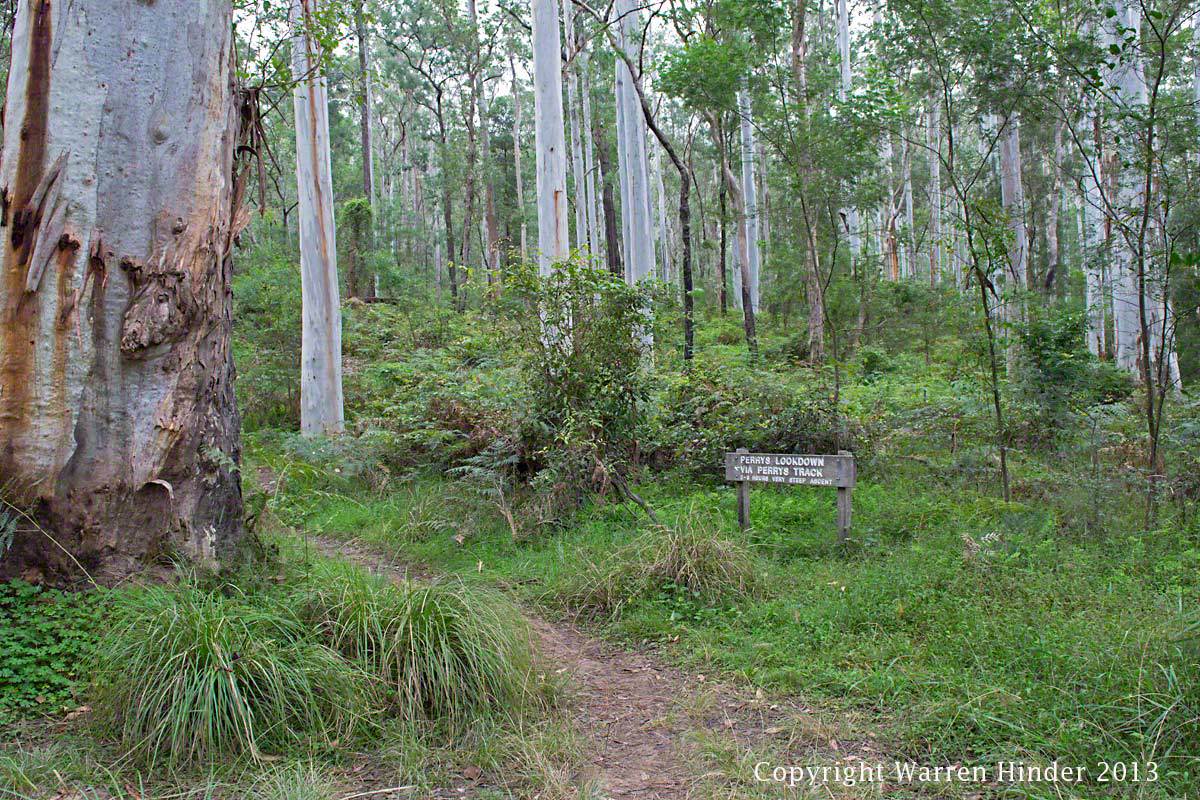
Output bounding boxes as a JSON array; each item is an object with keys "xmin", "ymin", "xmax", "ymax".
[
  {"xmin": 293, "ymin": 0, "xmax": 345, "ymax": 435},
  {"xmin": 1043, "ymin": 117, "xmax": 1064, "ymax": 294},
  {"xmin": 531, "ymin": 0, "xmax": 568, "ymax": 273},
  {"xmin": 0, "ymin": 0, "xmax": 245, "ymax": 582}
]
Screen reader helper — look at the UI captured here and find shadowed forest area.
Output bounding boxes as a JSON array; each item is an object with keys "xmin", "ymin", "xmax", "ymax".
[{"xmin": 1, "ymin": 0, "xmax": 1199, "ymax": 797}]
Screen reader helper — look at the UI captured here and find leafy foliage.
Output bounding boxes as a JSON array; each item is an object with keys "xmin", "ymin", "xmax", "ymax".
[{"xmin": 0, "ymin": 581, "xmax": 105, "ymax": 726}]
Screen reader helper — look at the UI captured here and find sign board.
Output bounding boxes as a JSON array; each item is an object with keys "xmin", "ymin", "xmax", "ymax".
[
  {"xmin": 724, "ymin": 452, "xmax": 855, "ymax": 488},
  {"xmin": 724, "ymin": 449, "xmax": 856, "ymax": 543}
]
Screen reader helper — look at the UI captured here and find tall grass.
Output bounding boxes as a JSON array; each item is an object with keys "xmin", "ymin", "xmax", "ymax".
[
  {"xmin": 551, "ymin": 508, "xmax": 760, "ymax": 620},
  {"xmin": 91, "ymin": 584, "xmax": 363, "ymax": 768},
  {"xmin": 293, "ymin": 560, "xmax": 544, "ymax": 726}
]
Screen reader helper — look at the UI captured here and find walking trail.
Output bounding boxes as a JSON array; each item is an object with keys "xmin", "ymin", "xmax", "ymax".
[{"xmin": 304, "ymin": 532, "xmax": 883, "ymax": 800}]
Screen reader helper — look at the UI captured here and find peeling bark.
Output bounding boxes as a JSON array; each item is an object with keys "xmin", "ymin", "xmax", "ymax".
[{"xmin": 0, "ymin": 0, "xmax": 245, "ymax": 583}]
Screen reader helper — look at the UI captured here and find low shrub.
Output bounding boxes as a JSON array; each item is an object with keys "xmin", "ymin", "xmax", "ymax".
[
  {"xmin": 90, "ymin": 583, "xmax": 363, "ymax": 768},
  {"xmin": 0, "ymin": 581, "xmax": 106, "ymax": 725},
  {"xmin": 293, "ymin": 561, "xmax": 544, "ymax": 726}
]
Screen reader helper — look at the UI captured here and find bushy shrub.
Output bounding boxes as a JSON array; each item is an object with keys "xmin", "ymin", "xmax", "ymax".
[
  {"xmin": 91, "ymin": 583, "xmax": 362, "ymax": 768},
  {"xmin": 1012, "ymin": 306, "xmax": 1132, "ymax": 449}
]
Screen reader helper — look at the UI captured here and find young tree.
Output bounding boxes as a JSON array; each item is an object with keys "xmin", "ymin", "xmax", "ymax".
[
  {"xmin": 0, "ymin": 0, "xmax": 246, "ymax": 580},
  {"xmin": 293, "ymin": 0, "xmax": 345, "ymax": 435}
]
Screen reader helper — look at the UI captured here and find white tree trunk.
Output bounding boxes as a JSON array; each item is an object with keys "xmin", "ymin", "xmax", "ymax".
[
  {"xmin": 998, "ymin": 113, "xmax": 1027, "ymax": 317},
  {"xmin": 510, "ymin": 53, "xmax": 529, "ymax": 262},
  {"xmin": 1106, "ymin": 0, "xmax": 1146, "ymax": 374},
  {"xmin": 1081, "ymin": 100, "xmax": 1106, "ymax": 356},
  {"xmin": 532, "ymin": 0, "xmax": 568, "ymax": 273},
  {"xmin": 652, "ymin": 143, "xmax": 673, "ymax": 283},
  {"xmin": 927, "ymin": 101, "xmax": 943, "ymax": 286},
  {"xmin": 738, "ymin": 80, "xmax": 761, "ymax": 312},
  {"xmin": 562, "ymin": 0, "xmax": 588, "ymax": 254},
  {"xmin": 902, "ymin": 133, "xmax": 914, "ymax": 279},
  {"xmin": 580, "ymin": 52, "xmax": 602, "ymax": 261},
  {"xmin": 614, "ymin": 0, "xmax": 655, "ymax": 284},
  {"xmin": 293, "ymin": 0, "xmax": 344, "ymax": 435},
  {"xmin": 0, "ymin": 0, "xmax": 244, "ymax": 580},
  {"xmin": 836, "ymin": 0, "xmax": 861, "ymax": 260}
]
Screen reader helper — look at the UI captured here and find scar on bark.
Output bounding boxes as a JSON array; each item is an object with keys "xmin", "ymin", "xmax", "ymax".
[{"xmin": 119, "ymin": 246, "xmax": 198, "ymax": 358}]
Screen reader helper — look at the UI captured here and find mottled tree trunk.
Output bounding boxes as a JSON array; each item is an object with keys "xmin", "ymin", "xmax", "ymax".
[
  {"xmin": 0, "ymin": 0, "xmax": 246, "ymax": 582},
  {"xmin": 292, "ymin": 0, "xmax": 344, "ymax": 435}
]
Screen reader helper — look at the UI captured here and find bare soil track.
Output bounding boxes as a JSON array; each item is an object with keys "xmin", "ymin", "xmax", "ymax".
[{"xmin": 305, "ymin": 532, "xmax": 871, "ymax": 800}]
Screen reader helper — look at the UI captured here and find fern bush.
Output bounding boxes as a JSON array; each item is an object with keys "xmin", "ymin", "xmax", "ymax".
[{"xmin": 90, "ymin": 584, "xmax": 363, "ymax": 768}]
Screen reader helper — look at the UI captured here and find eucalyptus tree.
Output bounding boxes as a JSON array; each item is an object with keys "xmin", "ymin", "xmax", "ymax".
[
  {"xmin": 292, "ymin": 0, "xmax": 345, "ymax": 435},
  {"xmin": 0, "ymin": 0, "xmax": 247, "ymax": 579},
  {"xmin": 532, "ymin": 0, "xmax": 568, "ymax": 272}
]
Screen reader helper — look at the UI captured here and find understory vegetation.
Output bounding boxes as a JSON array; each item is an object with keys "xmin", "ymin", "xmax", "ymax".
[{"xmin": 225, "ymin": 253, "xmax": 1199, "ymax": 798}]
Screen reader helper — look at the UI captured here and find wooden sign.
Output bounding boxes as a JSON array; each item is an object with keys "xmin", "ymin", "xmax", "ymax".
[{"xmin": 725, "ymin": 449, "xmax": 857, "ymax": 543}]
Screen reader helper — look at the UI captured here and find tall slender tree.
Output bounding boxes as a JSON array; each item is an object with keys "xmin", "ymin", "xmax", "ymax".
[{"xmin": 293, "ymin": 0, "xmax": 345, "ymax": 435}]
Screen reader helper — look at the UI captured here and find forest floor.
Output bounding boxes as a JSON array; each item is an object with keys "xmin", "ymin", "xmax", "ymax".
[{"xmin": 302, "ymin": 529, "xmax": 887, "ymax": 799}]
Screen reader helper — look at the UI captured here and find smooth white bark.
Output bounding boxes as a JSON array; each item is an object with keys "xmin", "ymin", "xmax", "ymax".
[
  {"xmin": 1106, "ymin": 0, "xmax": 1146, "ymax": 373},
  {"xmin": 510, "ymin": 54, "xmax": 529, "ymax": 262},
  {"xmin": 836, "ymin": 0, "xmax": 861, "ymax": 259},
  {"xmin": 998, "ymin": 113, "xmax": 1027, "ymax": 312},
  {"xmin": 737, "ymin": 81, "xmax": 761, "ymax": 312},
  {"xmin": 614, "ymin": 0, "xmax": 655, "ymax": 284},
  {"xmin": 580, "ymin": 52, "xmax": 602, "ymax": 261},
  {"xmin": 563, "ymin": 0, "xmax": 588, "ymax": 255},
  {"xmin": 927, "ymin": 100, "xmax": 943, "ymax": 286},
  {"xmin": 532, "ymin": 0, "xmax": 569, "ymax": 273},
  {"xmin": 292, "ymin": 0, "xmax": 344, "ymax": 435}
]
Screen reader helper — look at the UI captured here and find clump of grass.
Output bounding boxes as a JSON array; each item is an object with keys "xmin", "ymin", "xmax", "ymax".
[
  {"xmin": 90, "ymin": 583, "xmax": 363, "ymax": 768},
  {"xmin": 248, "ymin": 761, "xmax": 336, "ymax": 800},
  {"xmin": 552, "ymin": 509, "xmax": 760, "ymax": 620},
  {"xmin": 294, "ymin": 560, "xmax": 545, "ymax": 726}
]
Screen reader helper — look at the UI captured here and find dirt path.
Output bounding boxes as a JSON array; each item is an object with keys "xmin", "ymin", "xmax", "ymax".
[{"xmin": 303, "ymin": 533, "xmax": 819, "ymax": 799}]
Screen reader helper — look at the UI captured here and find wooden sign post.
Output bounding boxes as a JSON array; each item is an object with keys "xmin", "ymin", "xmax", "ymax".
[{"xmin": 726, "ymin": 449, "xmax": 857, "ymax": 543}]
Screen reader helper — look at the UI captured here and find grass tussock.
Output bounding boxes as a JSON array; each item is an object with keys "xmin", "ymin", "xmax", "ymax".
[
  {"xmin": 90, "ymin": 583, "xmax": 363, "ymax": 768},
  {"xmin": 552, "ymin": 508, "xmax": 760, "ymax": 620},
  {"xmin": 292, "ymin": 559, "xmax": 547, "ymax": 726}
]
